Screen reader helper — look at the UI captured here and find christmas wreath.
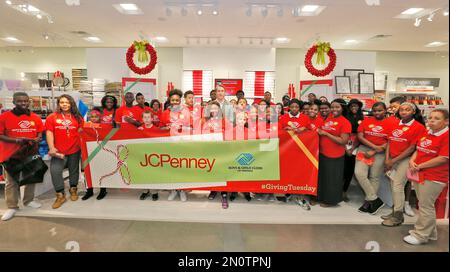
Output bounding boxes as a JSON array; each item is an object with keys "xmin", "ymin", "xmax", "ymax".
[
  {"xmin": 304, "ymin": 42, "xmax": 336, "ymax": 77},
  {"xmin": 126, "ymin": 40, "xmax": 157, "ymax": 75}
]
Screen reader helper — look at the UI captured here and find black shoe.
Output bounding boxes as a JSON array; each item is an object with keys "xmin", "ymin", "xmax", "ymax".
[
  {"xmin": 140, "ymin": 190, "xmax": 150, "ymax": 200},
  {"xmin": 81, "ymin": 188, "xmax": 94, "ymax": 201},
  {"xmin": 244, "ymin": 193, "xmax": 252, "ymax": 202},
  {"xmin": 96, "ymin": 188, "xmax": 107, "ymax": 200},
  {"xmin": 368, "ymin": 198, "xmax": 385, "ymax": 215},
  {"xmin": 152, "ymin": 193, "xmax": 159, "ymax": 201},
  {"xmin": 358, "ymin": 201, "xmax": 370, "ymax": 213},
  {"xmin": 230, "ymin": 192, "xmax": 238, "ymax": 201},
  {"xmin": 208, "ymin": 191, "xmax": 217, "ymax": 200}
]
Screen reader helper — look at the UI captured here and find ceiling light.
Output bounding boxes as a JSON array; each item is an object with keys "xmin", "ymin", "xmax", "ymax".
[
  {"xmin": 443, "ymin": 9, "xmax": 449, "ymax": 16},
  {"xmin": 84, "ymin": 36, "xmax": 102, "ymax": 42},
  {"xmin": 427, "ymin": 13, "xmax": 435, "ymax": 21},
  {"xmin": 414, "ymin": 17, "xmax": 422, "ymax": 27},
  {"xmin": 301, "ymin": 5, "xmax": 319, "ymax": 12},
  {"xmin": 212, "ymin": 10, "xmax": 218, "ymax": 15},
  {"xmin": 113, "ymin": 3, "xmax": 142, "ymax": 14},
  {"xmin": 274, "ymin": 37, "xmax": 290, "ymax": 44},
  {"xmin": 401, "ymin": 8, "xmax": 424, "ymax": 15},
  {"xmin": 261, "ymin": 6, "xmax": 268, "ymax": 17},
  {"xmin": 119, "ymin": 3, "xmax": 138, "ymax": 11},
  {"xmin": 277, "ymin": 7, "xmax": 283, "ymax": 17},
  {"xmin": 425, "ymin": 41, "xmax": 447, "ymax": 47},
  {"xmin": 246, "ymin": 6, "xmax": 252, "ymax": 16},
  {"xmin": 36, "ymin": 14, "xmax": 42, "ymax": 19},
  {"xmin": 166, "ymin": 7, "xmax": 172, "ymax": 16},
  {"xmin": 44, "ymin": 34, "xmax": 49, "ymax": 40},
  {"xmin": 197, "ymin": 9, "xmax": 202, "ymax": 15},
  {"xmin": 154, "ymin": 36, "xmax": 168, "ymax": 42},
  {"xmin": 5, "ymin": 1, "xmax": 12, "ymax": 5},
  {"xmin": 345, "ymin": 39, "xmax": 359, "ymax": 44},
  {"xmin": 27, "ymin": 5, "xmax": 39, "ymax": 12},
  {"xmin": 181, "ymin": 7, "xmax": 187, "ymax": 16},
  {"xmin": 2, "ymin": 36, "xmax": 22, "ymax": 43}
]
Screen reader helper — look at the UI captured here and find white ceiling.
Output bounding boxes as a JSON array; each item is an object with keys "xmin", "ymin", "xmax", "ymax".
[{"xmin": 0, "ymin": 0, "xmax": 448, "ymax": 51}]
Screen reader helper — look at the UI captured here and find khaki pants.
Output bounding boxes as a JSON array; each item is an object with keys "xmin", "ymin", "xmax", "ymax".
[
  {"xmin": 3, "ymin": 168, "xmax": 36, "ymax": 209},
  {"xmin": 410, "ymin": 180, "xmax": 446, "ymax": 243},
  {"xmin": 388, "ymin": 157, "xmax": 410, "ymax": 212},
  {"xmin": 354, "ymin": 145, "xmax": 385, "ymax": 201}
]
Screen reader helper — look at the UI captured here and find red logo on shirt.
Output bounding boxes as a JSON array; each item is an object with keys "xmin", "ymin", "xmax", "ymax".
[
  {"xmin": 18, "ymin": 120, "xmax": 31, "ymax": 129},
  {"xmin": 420, "ymin": 138, "xmax": 432, "ymax": 148},
  {"xmin": 392, "ymin": 129, "xmax": 404, "ymax": 137},
  {"xmin": 371, "ymin": 126, "xmax": 383, "ymax": 133}
]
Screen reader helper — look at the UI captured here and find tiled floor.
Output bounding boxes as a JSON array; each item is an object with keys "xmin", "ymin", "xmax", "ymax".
[{"xmin": 0, "ymin": 217, "xmax": 448, "ymax": 252}]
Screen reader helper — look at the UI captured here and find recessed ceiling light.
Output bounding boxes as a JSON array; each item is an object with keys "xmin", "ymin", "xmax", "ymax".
[
  {"xmin": 425, "ymin": 41, "xmax": 447, "ymax": 47},
  {"xmin": 302, "ymin": 5, "xmax": 319, "ymax": 12},
  {"xmin": 197, "ymin": 9, "xmax": 202, "ymax": 15},
  {"xmin": 5, "ymin": 0, "xmax": 12, "ymax": 5},
  {"xmin": 401, "ymin": 8, "xmax": 424, "ymax": 15},
  {"xmin": 154, "ymin": 36, "xmax": 168, "ymax": 42},
  {"xmin": 443, "ymin": 9, "xmax": 449, "ymax": 16},
  {"xmin": 212, "ymin": 10, "xmax": 218, "ymax": 15},
  {"xmin": 345, "ymin": 39, "xmax": 359, "ymax": 44},
  {"xmin": 1, "ymin": 36, "xmax": 22, "ymax": 43},
  {"xmin": 84, "ymin": 36, "xmax": 102, "ymax": 42},
  {"xmin": 414, "ymin": 17, "xmax": 422, "ymax": 27},
  {"xmin": 119, "ymin": 3, "xmax": 138, "ymax": 11},
  {"xmin": 36, "ymin": 14, "xmax": 42, "ymax": 19},
  {"xmin": 427, "ymin": 13, "xmax": 435, "ymax": 21},
  {"xmin": 113, "ymin": 3, "xmax": 143, "ymax": 15},
  {"xmin": 274, "ymin": 37, "xmax": 290, "ymax": 44},
  {"xmin": 27, "ymin": 5, "xmax": 39, "ymax": 12}
]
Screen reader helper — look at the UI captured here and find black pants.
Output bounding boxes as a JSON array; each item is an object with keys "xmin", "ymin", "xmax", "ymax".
[{"xmin": 343, "ymin": 154, "xmax": 356, "ymax": 192}]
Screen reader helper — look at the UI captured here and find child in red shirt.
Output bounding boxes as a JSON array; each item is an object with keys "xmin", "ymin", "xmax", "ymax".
[
  {"xmin": 308, "ymin": 102, "xmax": 323, "ymax": 131},
  {"xmin": 382, "ymin": 102, "xmax": 426, "ymax": 227},
  {"xmin": 404, "ymin": 109, "xmax": 449, "ymax": 245},
  {"xmin": 138, "ymin": 111, "xmax": 160, "ymax": 201}
]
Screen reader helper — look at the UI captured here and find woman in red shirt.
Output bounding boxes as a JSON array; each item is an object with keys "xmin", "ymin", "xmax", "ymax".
[
  {"xmin": 149, "ymin": 99, "xmax": 162, "ymax": 127},
  {"xmin": 403, "ymin": 109, "xmax": 449, "ymax": 245},
  {"xmin": 46, "ymin": 94, "xmax": 84, "ymax": 209},
  {"xmin": 355, "ymin": 102, "xmax": 390, "ymax": 214},
  {"xmin": 382, "ymin": 102, "xmax": 426, "ymax": 227},
  {"xmin": 317, "ymin": 99, "xmax": 352, "ymax": 207},
  {"xmin": 308, "ymin": 101, "xmax": 323, "ymax": 131}
]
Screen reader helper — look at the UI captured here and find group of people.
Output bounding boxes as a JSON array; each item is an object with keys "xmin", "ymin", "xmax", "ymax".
[{"xmin": 0, "ymin": 85, "xmax": 448, "ymax": 246}]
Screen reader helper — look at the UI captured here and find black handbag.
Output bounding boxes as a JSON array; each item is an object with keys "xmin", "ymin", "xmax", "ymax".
[{"xmin": 2, "ymin": 154, "xmax": 48, "ymax": 186}]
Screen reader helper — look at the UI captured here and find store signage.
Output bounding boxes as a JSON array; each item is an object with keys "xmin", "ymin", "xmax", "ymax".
[
  {"xmin": 396, "ymin": 77, "xmax": 440, "ymax": 87},
  {"xmin": 214, "ymin": 79, "xmax": 243, "ymax": 96}
]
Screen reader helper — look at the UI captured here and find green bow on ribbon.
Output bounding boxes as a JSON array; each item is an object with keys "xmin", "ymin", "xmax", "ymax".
[
  {"xmin": 133, "ymin": 40, "xmax": 149, "ymax": 63},
  {"xmin": 316, "ymin": 42, "xmax": 330, "ymax": 65}
]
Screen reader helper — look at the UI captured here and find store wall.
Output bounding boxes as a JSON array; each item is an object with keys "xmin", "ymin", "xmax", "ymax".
[
  {"xmin": 376, "ymin": 51, "xmax": 449, "ymax": 105},
  {"xmin": 157, "ymin": 47, "xmax": 183, "ymax": 99},
  {"xmin": 0, "ymin": 47, "xmax": 86, "ymax": 80},
  {"xmin": 183, "ymin": 47, "xmax": 276, "ymax": 89}
]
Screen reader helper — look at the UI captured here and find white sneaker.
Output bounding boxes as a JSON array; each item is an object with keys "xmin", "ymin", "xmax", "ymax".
[
  {"xmin": 179, "ymin": 191, "xmax": 187, "ymax": 202},
  {"xmin": 1, "ymin": 209, "xmax": 17, "ymax": 221},
  {"xmin": 404, "ymin": 203, "xmax": 416, "ymax": 217},
  {"xmin": 168, "ymin": 190, "xmax": 178, "ymax": 201},
  {"xmin": 26, "ymin": 201, "xmax": 42, "ymax": 209},
  {"xmin": 403, "ymin": 235, "xmax": 424, "ymax": 245},
  {"xmin": 296, "ymin": 198, "xmax": 311, "ymax": 211}
]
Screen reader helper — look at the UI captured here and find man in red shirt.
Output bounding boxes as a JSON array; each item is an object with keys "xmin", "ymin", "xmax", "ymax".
[
  {"xmin": 115, "ymin": 92, "xmax": 143, "ymax": 129},
  {"xmin": 0, "ymin": 92, "xmax": 44, "ymax": 221},
  {"xmin": 263, "ymin": 91, "xmax": 276, "ymax": 106}
]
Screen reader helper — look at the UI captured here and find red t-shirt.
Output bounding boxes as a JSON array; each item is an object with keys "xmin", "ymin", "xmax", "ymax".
[
  {"xmin": 319, "ymin": 115, "xmax": 352, "ymax": 158},
  {"xmin": 414, "ymin": 128, "xmax": 449, "ymax": 183},
  {"xmin": 101, "ymin": 109, "xmax": 115, "ymax": 124},
  {"xmin": 357, "ymin": 117, "xmax": 391, "ymax": 146},
  {"xmin": 149, "ymin": 109, "xmax": 161, "ymax": 127},
  {"xmin": 308, "ymin": 116, "xmax": 324, "ymax": 131},
  {"xmin": 386, "ymin": 115, "xmax": 399, "ymax": 127},
  {"xmin": 0, "ymin": 111, "xmax": 44, "ymax": 138},
  {"xmin": 115, "ymin": 105, "xmax": 143, "ymax": 129},
  {"xmin": 138, "ymin": 124, "xmax": 160, "ymax": 133},
  {"xmin": 388, "ymin": 119, "xmax": 426, "ymax": 158},
  {"xmin": 160, "ymin": 107, "xmax": 191, "ymax": 129},
  {"xmin": 45, "ymin": 112, "xmax": 84, "ymax": 155},
  {"xmin": 279, "ymin": 113, "xmax": 311, "ymax": 131}
]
